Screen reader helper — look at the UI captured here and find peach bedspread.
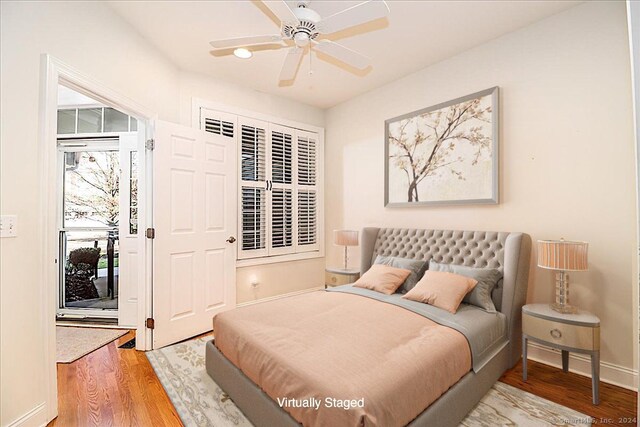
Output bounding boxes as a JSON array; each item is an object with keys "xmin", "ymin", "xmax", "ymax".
[{"xmin": 213, "ymin": 291, "xmax": 471, "ymax": 427}]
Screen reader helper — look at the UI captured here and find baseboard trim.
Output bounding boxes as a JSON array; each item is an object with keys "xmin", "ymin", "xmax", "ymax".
[
  {"xmin": 527, "ymin": 342, "xmax": 638, "ymax": 391},
  {"xmin": 6, "ymin": 402, "xmax": 47, "ymax": 427},
  {"xmin": 237, "ymin": 286, "xmax": 324, "ymax": 308}
]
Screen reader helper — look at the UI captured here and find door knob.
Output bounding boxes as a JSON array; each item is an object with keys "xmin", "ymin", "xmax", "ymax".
[{"xmin": 226, "ymin": 236, "xmax": 236, "ymax": 244}]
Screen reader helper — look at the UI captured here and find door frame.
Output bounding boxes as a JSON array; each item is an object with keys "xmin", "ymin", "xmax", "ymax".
[
  {"xmin": 38, "ymin": 54, "xmax": 157, "ymax": 422},
  {"xmin": 627, "ymin": 0, "xmax": 640, "ymax": 401}
]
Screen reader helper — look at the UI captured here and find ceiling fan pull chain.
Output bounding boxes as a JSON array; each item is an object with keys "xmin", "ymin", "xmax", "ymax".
[{"xmin": 309, "ymin": 49, "xmax": 313, "ymax": 77}]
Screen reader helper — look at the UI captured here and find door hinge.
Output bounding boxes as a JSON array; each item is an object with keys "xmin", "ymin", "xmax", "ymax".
[
  {"xmin": 145, "ymin": 139, "xmax": 155, "ymax": 150},
  {"xmin": 146, "ymin": 227, "xmax": 155, "ymax": 239},
  {"xmin": 146, "ymin": 318, "xmax": 155, "ymax": 329}
]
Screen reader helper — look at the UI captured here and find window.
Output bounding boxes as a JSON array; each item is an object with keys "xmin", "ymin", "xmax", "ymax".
[
  {"xmin": 296, "ymin": 131, "xmax": 319, "ymax": 252},
  {"xmin": 201, "ymin": 108, "xmax": 323, "ymax": 264},
  {"xmin": 77, "ymin": 108, "xmax": 103, "ymax": 133},
  {"xmin": 56, "ymin": 107, "xmax": 138, "ymax": 135},
  {"xmin": 104, "ymin": 108, "xmax": 129, "ymax": 132},
  {"xmin": 204, "ymin": 116, "xmax": 234, "ymax": 138},
  {"xmin": 239, "ymin": 119, "xmax": 268, "ymax": 257},
  {"xmin": 268, "ymin": 124, "xmax": 296, "ymax": 256},
  {"xmin": 129, "ymin": 151, "xmax": 138, "ymax": 235},
  {"xmin": 57, "ymin": 109, "xmax": 76, "ymax": 134}
]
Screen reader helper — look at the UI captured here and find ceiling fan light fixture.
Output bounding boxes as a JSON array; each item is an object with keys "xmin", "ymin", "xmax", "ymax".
[
  {"xmin": 294, "ymin": 32, "xmax": 310, "ymax": 47},
  {"xmin": 210, "ymin": 0, "xmax": 390, "ymax": 82},
  {"xmin": 233, "ymin": 48, "xmax": 253, "ymax": 59}
]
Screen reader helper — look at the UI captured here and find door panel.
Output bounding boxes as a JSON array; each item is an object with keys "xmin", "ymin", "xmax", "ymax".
[
  {"xmin": 205, "ymin": 249, "xmax": 226, "ymax": 308},
  {"xmin": 170, "ymin": 252, "xmax": 195, "ymax": 318},
  {"xmin": 205, "ymin": 173, "xmax": 226, "ymax": 231},
  {"xmin": 170, "ymin": 169, "xmax": 196, "ymax": 232},
  {"xmin": 153, "ymin": 120, "xmax": 237, "ymax": 348}
]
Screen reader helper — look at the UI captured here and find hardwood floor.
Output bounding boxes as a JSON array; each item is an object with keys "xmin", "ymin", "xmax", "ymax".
[
  {"xmin": 51, "ymin": 332, "xmax": 636, "ymax": 426},
  {"xmin": 49, "ymin": 331, "xmax": 182, "ymax": 427},
  {"xmin": 501, "ymin": 359, "xmax": 637, "ymax": 426}
]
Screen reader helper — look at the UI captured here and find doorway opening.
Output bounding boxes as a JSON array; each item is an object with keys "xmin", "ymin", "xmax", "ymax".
[
  {"xmin": 55, "ymin": 85, "xmax": 140, "ymax": 326},
  {"xmin": 40, "ymin": 56, "xmax": 156, "ymax": 423}
]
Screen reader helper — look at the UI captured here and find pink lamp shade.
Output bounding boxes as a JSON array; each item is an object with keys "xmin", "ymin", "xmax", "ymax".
[
  {"xmin": 334, "ymin": 230, "xmax": 359, "ymax": 247},
  {"xmin": 537, "ymin": 239, "xmax": 588, "ymax": 271}
]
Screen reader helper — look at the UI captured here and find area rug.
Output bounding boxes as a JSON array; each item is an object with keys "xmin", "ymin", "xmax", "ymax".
[
  {"xmin": 461, "ymin": 381, "xmax": 591, "ymax": 426},
  {"xmin": 56, "ymin": 326, "xmax": 128, "ymax": 363},
  {"xmin": 147, "ymin": 336, "xmax": 591, "ymax": 427}
]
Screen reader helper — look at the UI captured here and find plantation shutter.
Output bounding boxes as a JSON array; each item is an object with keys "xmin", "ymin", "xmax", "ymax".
[
  {"xmin": 296, "ymin": 130, "xmax": 319, "ymax": 252},
  {"xmin": 201, "ymin": 109, "xmax": 236, "ymax": 140},
  {"xmin": 199, "ymin": 107, "xmax": 322, "ymax": 262},
  {"xmin": 268, "ymin": 125, "xmax": 295, "ymax": 255},
  {"xmin": 204, "ymin": 117, "xmax": 234, "ymax": 138},
  {"xmin": 238, "ymin": 118, "xmax": 269, "ymax": 259}
]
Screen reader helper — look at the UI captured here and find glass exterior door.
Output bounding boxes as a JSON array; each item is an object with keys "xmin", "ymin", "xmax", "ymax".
[{"xmin": 59, "ymin": 148, "xmax": 120, "ymax": 313}]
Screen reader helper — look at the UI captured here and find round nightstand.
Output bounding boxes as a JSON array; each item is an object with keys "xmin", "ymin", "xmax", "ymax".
[
  {"xmin": 522, "ymin": 303, "xmax": 601, "ymax": 405},
  {"xmin": 325, "ymin": 268, "xmax": 360, "ymax": 288}
]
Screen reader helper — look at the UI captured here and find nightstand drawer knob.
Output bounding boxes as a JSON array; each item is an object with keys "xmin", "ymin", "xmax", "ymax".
[
  {"xmin": 331, "ymin": 276, "xmax": 337, "ymax": 283},
  {"xmin": 550, "ymin": 328, "xmax": 562, "ymax": 339}
]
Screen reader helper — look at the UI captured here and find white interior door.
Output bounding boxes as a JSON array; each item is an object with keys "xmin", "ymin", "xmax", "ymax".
[
  {"xmin": 153, "ymin": 120, "xmax": 237, "ymax": 348},
  {"xmin": 118, "ymin": 133, "xmax": 140, "ymax": 327}
]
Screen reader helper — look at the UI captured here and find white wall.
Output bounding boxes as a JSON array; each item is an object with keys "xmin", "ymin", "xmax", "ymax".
[
  {"xmin": 325, "ymin": 1, "xmax": 638, "ymax": 385},
  {"xmin": 178, "ymin": 70, "xmax": 325, "ymax": 128},
  {"xmin": 0, "ymin": 2, "xmax": 179, "ymax": 425},
  {"xmin": 0, "ymin": 1, "xmax": 325, "ymax": 425}
]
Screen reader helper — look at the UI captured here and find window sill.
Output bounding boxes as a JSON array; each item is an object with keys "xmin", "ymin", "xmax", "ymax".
[{"xmin": 236, "ymin": 251, "xmax": 324, "ymax": 268}]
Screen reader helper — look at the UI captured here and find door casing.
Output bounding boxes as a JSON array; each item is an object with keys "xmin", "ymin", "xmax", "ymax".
[{"xmin": 39, "ymin": 54, "xmax": 156, "ymax": 423}]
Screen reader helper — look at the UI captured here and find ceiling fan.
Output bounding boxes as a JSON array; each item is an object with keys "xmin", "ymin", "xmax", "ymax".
[{"xmin": 209, "ymin": 0, "xmax": 390, "ymax": 82}]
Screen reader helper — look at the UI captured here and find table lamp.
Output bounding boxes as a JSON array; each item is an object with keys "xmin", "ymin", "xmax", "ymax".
[
  {"xmin": 537, "ymin": 239, "xmax": 589, "ymax": 314},
  {"xmin": 334, "ymin": 230, "xmax": 359, "ymax": 270}
]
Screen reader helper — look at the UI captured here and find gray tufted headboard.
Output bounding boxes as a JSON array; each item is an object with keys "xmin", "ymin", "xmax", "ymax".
[{"xmin": 360, "ymin": 227, "xmax": 531, "ymax": 368}]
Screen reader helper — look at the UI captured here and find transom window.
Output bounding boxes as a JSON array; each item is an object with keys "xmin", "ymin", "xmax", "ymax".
[{"xmin": 58, "ymin": 107, "xmax": 138, "ymax": 135}]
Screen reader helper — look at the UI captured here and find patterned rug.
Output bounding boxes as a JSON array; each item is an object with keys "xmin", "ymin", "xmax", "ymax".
[
  {"xmin": 56, "ymin": 326, "xmax": 128, "ymax": 363},
  {"xmin": 147, "ymin": 336, "xmax": 591, "ymax": 426}
]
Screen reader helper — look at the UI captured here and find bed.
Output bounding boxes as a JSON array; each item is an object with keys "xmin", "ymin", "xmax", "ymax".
[{"xmin": 206, "ymin": 228, "xmax": 531, "ymax": 426}]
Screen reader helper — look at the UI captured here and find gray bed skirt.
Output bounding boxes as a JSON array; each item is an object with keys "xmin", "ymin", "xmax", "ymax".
[{"xmin": 205, "ymin": 339, "xmax": 509, "ymax": 427}]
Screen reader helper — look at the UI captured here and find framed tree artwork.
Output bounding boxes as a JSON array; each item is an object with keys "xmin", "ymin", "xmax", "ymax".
[{"xmin": 384, "ymin": 87, "xmax": 499, "ymax": 206}]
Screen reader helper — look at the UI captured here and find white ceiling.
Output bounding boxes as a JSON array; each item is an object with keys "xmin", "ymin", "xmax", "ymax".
[{"xmin": 109, "ymin": 1, "xmax": 581, "ymax": 109}]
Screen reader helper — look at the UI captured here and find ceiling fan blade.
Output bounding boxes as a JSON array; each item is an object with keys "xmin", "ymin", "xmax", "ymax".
[
  {"xmin": 263, "ymin": 1, "xmax": 299, "ymax": 25},
  {"xmin": 312, "ymin": 40, "xmax": 370, "ymax": 70},
  {"xmin": 317, "ymin": 0, "xmax": 389, "ymax": 34},
  {"xmin": 279, "ymin": 47, "xmax": 305, "ymax": 81},
  {"xmin": 210, "ymin": 35, "xmax": 283, "ymax": 49}
]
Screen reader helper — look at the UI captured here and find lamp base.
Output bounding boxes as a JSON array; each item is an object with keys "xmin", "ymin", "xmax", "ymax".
[
  {"xmin": 343, "ymin": 246, "xmax": 348, "ymax": 270},
  {"xmin": 551, "ymin": 270, "xmax": 578, "ymax": 314},
  {"xmin": 550, "ymin": 302, "xmax": 577, "ymax": 314}
]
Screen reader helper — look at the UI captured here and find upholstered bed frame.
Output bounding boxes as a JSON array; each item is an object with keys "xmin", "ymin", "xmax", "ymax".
[{"xmin": 206, "ymin": 227, "xmax": 531, "ymax": 427}]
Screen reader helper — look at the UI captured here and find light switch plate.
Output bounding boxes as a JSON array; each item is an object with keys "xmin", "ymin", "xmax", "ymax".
[{"xmin": 0, "ymin": 215, "xmax": 17, "ymax": 238}]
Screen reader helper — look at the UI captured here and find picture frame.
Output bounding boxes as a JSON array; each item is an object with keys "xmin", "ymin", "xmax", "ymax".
[{"xmin": 384, "ymin": 87, "xmax": 499, "ymax": 207}]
